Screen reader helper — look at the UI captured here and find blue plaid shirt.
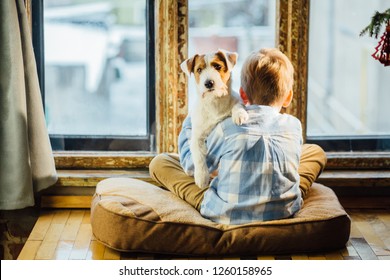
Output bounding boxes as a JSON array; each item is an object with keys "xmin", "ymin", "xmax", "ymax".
[{"xmin": 179, "ymin": 105, "xmax": 303, "ymax": 225}]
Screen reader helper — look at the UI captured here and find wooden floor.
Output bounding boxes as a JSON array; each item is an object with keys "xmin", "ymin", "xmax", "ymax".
[{"xmin": 17, "ymin": 209, "xmax": 390, "ymax": 260}]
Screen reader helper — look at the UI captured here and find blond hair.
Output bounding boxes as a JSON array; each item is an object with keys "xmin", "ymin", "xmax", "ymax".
[{"xmin": 240, "ymin": 48, "xmax": 294, "ymax": 106}]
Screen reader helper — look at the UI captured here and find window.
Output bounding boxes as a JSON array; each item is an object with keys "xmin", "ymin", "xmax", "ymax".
[
  {"xmin": 307, "ymin": 0, "xmax": 390, "ymax": 151},
  {"xmin": 27, "ymin": 0, "xmax": 388, "ymax": 174},
  {"xmin": 32, "ymin": 0, "xmax": 155, "ymax": 151},
  {"xmin": 187, "ymin": 0, "xmax": 276, "ymax": 105}
]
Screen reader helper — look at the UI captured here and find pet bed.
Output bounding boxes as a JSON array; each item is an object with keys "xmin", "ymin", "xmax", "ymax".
[{"xmin": 90, "ymin": 178, "xmax": 350, "ymax": 256}]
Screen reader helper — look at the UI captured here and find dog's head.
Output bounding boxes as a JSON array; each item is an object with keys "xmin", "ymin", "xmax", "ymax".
[{"xmin": 181, "ymin": 49, "xmax": 238, "ymax": 98}]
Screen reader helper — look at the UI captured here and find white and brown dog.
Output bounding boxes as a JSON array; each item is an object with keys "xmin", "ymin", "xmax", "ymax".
[{"xmin": 181, "ymin": 49, "xmax": 248, "ymax": 188}]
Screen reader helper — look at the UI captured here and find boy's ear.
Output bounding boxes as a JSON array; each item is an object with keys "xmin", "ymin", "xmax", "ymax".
[
  {"xmin": 282, "ymin": 90, "xmax": 293, "ymax": 108},
  {"xmin": 239, "ymin": 87, "xmax": 250, "ymax": 105}
]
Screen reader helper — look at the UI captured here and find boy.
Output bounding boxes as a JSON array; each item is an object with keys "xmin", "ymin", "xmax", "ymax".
[{"xmin": 149, "ymin": 48, "xmax": 326, "ymax": 225}]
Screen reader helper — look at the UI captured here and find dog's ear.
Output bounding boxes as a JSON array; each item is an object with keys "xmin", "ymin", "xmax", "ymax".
[
  {"xmin": 217, "ymin": 49, "xmax": 238, "ymax": 71},
  {"xmin": 180, "ymin": 55, "xmax": 198, "ymax": 76}
]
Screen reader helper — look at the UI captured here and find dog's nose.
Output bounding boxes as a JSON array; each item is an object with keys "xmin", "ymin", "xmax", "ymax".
[{"xmin": 204, "ymin": 80, "xmax": 214, "ymax": 89}]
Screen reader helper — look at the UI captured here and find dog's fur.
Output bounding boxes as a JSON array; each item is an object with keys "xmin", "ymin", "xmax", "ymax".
[{"xmin": 181, "ymin": 49, "xmax": 248, "ymax": 188}]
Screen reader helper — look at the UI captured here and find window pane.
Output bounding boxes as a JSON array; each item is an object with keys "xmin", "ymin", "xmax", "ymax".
[
  {"xmin": 44, "ymin": 0, "xmax": 147, "ymax": 137},
  {"xmin": 188, "ymin": 0, "xmax": 275, "ymax": 106},
  {"xmin": 308, "ymin": 0, "xmax": 390, "ymax": 137}
]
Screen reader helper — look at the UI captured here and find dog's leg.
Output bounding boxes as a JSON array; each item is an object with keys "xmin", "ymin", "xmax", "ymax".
[
  {"xmin": 190, "ymin": 116, "xmax": 213, "ymax": 188},
  {"xmin": 232, "ymin": 103, "xmax": 249, "ymax": 125},
  {"xmin": 190, "ymin": 124, "xmax": 212, "ymax": 189}
]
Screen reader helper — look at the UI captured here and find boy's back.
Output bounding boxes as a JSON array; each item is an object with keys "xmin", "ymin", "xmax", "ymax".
[{"xmin": 179, "ymin": 104, "xmax": 303, "ymax": 225}]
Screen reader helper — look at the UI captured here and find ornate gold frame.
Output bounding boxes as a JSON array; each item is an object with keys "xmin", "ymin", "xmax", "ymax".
[
  {"xmin": 277, "ymin": 0, "xmax": 309, "ymax": 139},
  {"xmin": 155, "ymin": 0, "xmax": 188, "ymax": 153}
]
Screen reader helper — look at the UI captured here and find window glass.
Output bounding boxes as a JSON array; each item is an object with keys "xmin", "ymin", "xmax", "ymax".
[
  {"xmin": 188, "ymin": 0, "xmax": 276, "ymax": 106},
  {"xmin": 308, "ymin": 0, "xmax": 390, "ymax": 137},
  {"xmin": 44, "ymin": 0, "xmax": 148, "ymax": 138}
]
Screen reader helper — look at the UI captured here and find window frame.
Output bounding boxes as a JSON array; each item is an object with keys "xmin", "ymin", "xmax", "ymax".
[{"xmin": 31, "ymin": 0, "xmax": 156, "ymax": 152}]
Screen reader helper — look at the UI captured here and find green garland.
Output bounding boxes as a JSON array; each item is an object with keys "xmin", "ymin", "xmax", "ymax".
[{"xmin": 360, "ymin": 8, "xmax": 390, "ymax": 38}]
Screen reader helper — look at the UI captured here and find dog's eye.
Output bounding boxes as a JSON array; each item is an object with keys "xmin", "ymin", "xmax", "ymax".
[
  {"xmin": 214, "ymin": 64, "xmax": 222, "ymax": 71},
  {"xmin": 196, "ymin": 68, "xmax": 202, "ymax": 74}
]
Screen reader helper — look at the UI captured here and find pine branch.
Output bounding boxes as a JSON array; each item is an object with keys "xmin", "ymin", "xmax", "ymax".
[{"xmin": 360, "ymin": 8, "xmax": 390, "ymax": 38}]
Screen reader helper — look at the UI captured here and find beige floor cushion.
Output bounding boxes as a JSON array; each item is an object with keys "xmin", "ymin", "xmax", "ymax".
[{"xmin": 90, "ymin": 178, "xmax": 351, "ymax": 256}]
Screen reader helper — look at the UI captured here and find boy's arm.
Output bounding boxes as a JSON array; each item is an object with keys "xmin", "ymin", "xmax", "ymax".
[
  {"xmin": 178, "ymin": 116, "xmax": 195, "ymax": 175},
  {"xmin": 178, "ymin": 116, "xmax": 224, "ymax": 176}
]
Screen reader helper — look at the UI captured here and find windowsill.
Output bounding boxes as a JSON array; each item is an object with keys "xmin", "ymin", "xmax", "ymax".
[
  {"xmin": 53, "ymin": 151, "xmax": 390, "ymax": 170},
  {"xmin": 51, "ymin": 150, "xmax": 390, "ymax": 191},
  {"xmin": 54, "ymin": 169, "xmax": 155, "ymax": 187},
  {"xmin": 54, "ymin": 151, "xmax": 157, "ymax": 169},
  {"xmin": 325, "ymin": 151, "xmax": 390, "ymax": 170}
]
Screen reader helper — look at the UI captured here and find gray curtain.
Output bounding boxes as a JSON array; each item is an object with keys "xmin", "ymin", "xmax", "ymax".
[{"xmin": 0, "ymin": 0, "xmax": 57, "ymax": 209}]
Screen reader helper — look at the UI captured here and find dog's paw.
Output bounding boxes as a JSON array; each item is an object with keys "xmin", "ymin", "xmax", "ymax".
[
  {"xmin": 232, "ymin": 108, "xmax": 249, "ymax": 125},
  {"xmin": 194, "ymin": 166, "xmax": 210, "ymax": 189}
]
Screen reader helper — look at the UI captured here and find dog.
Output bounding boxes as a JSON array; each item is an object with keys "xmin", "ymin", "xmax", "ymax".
[{"xmin": 181, "ymin": 49, "xmax": 249, "ymax": 188}]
